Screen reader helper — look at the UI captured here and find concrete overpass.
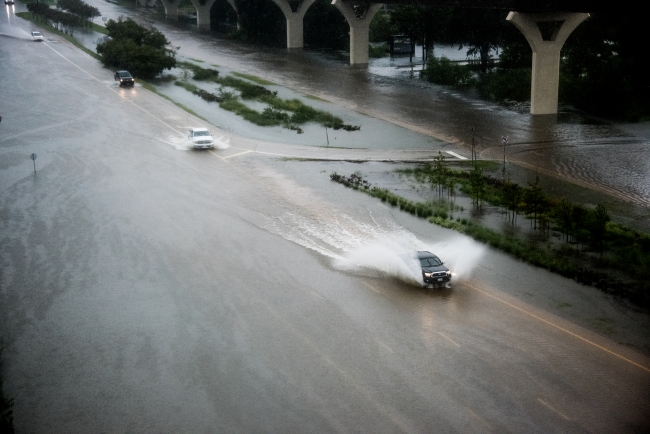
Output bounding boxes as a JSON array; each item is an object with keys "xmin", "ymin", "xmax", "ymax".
[{"xmin": 146, "ymin": 0, "xmax": 594, "ymax": 115}]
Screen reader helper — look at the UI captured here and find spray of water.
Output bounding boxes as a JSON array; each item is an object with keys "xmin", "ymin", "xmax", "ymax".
[
  {"xmin": 333, "ymin": 235, "xmax": 423, "ymax": 285},
  {"xmin": 0, "ymin": 25, "xmax": 32, "ymax": 40},
  {"xmin": 252, "ymin": 166, "xmax": 485, "ymax": 287},
  {"xmin": 163, "ymin": 133, "xmax": 230, "ymax": 151},
  {"xmin": 419, "ymin": 237, "xmax": 485, "ymax": 281},
  {"xmin": 213, "ymin": 135, "xmax": 230, "ymax": 150}
]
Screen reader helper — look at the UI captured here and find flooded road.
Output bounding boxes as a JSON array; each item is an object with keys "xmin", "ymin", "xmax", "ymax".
[
  {"xmin": 85, "ymin": 4, "xmax": 650, "ymax": 209},
  {"xmin": 2, "ymin": 4, "xmax": 650, "ymax": 433}
]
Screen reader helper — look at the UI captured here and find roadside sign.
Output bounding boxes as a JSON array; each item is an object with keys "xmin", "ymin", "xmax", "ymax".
[{"xmin": 30, "ymin": 153, "xmax": 37, "ymax": 172}]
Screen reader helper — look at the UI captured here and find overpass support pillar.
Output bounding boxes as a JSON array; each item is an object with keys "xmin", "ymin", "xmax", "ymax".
[
  {"xmin": 190, "ymin": 0, "xmax": 217, "ymax": 31},
  {"xmin": 334, "ymin": 2, "xmax": 383, "ymax": 66},
  {"xmin": 507, "ymin": 11, "xmax": 588, "ymax": 115},
  {"xmin": 159, "ymin": 0, "xmax": 178, "ymax": 21},
  {"xmin": 271, "ymin": 0, "xmax": 316, "ymax": 49}
]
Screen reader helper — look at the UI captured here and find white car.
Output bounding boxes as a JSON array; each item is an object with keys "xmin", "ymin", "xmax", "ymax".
[
  {"xmin": 188, "ymin": 128, "xmax": 214, "ymax": 149},
  {"xmin": 31, "ymin": 31, "xmax": 44, "ymax": 42}
]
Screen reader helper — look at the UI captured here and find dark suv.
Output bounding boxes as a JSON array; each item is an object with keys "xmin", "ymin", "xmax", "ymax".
[
  {"xmin": 114, "ymin": 70, "xmax": 135, "ymax": 86},
  {"xmin": 418, "ymin": 251, "xmax": 451, "ymax": 287}
]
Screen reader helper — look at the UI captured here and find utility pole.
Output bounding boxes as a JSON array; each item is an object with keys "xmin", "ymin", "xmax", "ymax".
[
  {"xmin": 501, "ymin": 135, "xmax": 508, "ymax": 178},
  {"xmin": 471, "ymin": 128, "xmax": 475, "ymax": 162}
]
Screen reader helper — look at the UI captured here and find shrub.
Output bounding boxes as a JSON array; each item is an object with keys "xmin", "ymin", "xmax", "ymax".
[
  {"xmin": 477, "ymin": 68, "xmax": 531, "ymax": 102},
  {"xmin": 422, "ymin": 56, "xmax": 475, "ymax": 87},
  {"xmin": 193, "ymin": 68, "xmax": 219, "ymax": 81}
]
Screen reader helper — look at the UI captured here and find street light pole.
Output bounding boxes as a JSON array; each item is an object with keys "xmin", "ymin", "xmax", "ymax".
[
  {"xmin": 501, "ymin": 135, "xmax": 508, "ymax": 178},
  {"xmin": 471, "ymin": 128, "xmax": 475, "ymax": 162}
]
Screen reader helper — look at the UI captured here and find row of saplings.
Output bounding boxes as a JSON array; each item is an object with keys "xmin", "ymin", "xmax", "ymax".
[
  {"xmin": 331, "ymin": 166, "xmax": 650, "ymax": 308},
  {"xmin": 26, "ymin": 0, "xmax": 100, "ymax": 35}
]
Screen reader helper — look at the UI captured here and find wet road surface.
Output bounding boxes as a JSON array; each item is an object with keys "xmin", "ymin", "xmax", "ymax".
[{"xmin": 2, "ymin": 5, "xmax": 650, "ymax": 433}]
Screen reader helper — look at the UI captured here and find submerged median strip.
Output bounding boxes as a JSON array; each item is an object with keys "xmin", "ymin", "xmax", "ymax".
[
  {"xmin": 174, "ymin": 62, "xmax": 360, "ymax": 133},
  {"xmin": 330, "ymin": 164, "xmax": 650, "ymax": 308}
]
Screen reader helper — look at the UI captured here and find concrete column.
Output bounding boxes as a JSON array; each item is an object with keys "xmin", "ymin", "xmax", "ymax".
[
  {"xmin": 189, "ymin": 0, "xmax": 217, "ymax": 30},
  {"xmin": 507, "ymin": 11, "xmax": 588, "ymax": 115},
  {"xmin": 333, "ymin": 2, "xmax": 383, "ymax": 66},
  {"xmin": 159, "ymin": 0, "xmax": 178, "ymax": 21},
  {"xmin": 270, "ymin": 0, "xmax": 316, "ymax": 49}
]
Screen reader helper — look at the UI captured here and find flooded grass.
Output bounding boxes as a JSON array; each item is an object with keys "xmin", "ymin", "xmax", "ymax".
[
  {"xmin": 304, "ymin": 94, "xmax": 329, "ymax": 102},
  {"xmin": 331, "ymin": 168, "xmax": 650, "ymax": 308},
  {"xmin": 141, "ymin": 80, "xmax": 209, "ymax": 122},
  {"xmin": 172, "ymin": 63, "xmax": 361, "ymax": 132},
  {"xmin": 231, "ymin": 72, "xmax": 275, "ymax": 86}
]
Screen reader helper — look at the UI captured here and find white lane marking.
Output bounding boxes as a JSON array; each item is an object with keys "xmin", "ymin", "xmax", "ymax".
[
  {"xmin": 362, "ymin": 281, "xmax": 382, "ymax": 294},
  {"xmin": 437, "ymin": 332, "xmax": 461, "ymax": 347},
  {"xmin": 445, "ymin": 151, "xmax": 467, "ymax": 160},
  {"xmin": 208, "ymin": 150, "xmax": 228, "ymax": 162},
  {"xmin": 376, "ymin": 338, "xmax": 394, "ymax": 354},
  {"xmin": 223, "ymin": 150, "xmax": 254, "ymax": 159},
  {"xmin": 465, "ymin": 407, "xmax": 493, "ymax": 430},
  {"xmin": 537, "ymin": 398, "xmax": 571, "ymax": 421}
]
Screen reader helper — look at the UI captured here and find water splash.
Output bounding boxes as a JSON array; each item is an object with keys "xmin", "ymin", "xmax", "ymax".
[
  {"xmin": 162, "ymin": 133, "xmax": 230, "ymax": 150},
  {"xmin": 420, "ymin": 237, "xmax": 485, "ymax": 281},
  {"xmin": 213, "ymin": 135, "xmax": 230, "ymax": 150},
  {"xmin": 334, "ymin": 236, "xmax": 423, "ymax": 285},
  {"xmin": 252, "ymin": 166, "xmax": 484, "ymax": 287}
]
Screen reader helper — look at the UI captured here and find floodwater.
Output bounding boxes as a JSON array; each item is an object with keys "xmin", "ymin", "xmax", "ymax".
[
  {"xmin": 3, "ymin": 6, "xmax": 650, "ymax": 432},
  {"xmin": 62, "ymin": 0, "xmax": 650, "ymax": 207},
  {"xmin": 94, "ymin": 4, "xmax": 649, "ymax": 208}
]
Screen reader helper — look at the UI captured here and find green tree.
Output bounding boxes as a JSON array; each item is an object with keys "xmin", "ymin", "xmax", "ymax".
[
  {"xmin": 572, "ymin": 205, "xmax": 589, "ymax": 252},
  {"xmin": 469, "ymin": 163, "xmax": 485, "ymax": 211},
  {"xmin": 554, "ymin": 199, "xmax": 574, "ymax": 243},
  {"xmin": 369, "ymin": 9, "xmax": 391, "ymax": 43},
  {"xmin": 422, "ymin": 56, "xmax": 474, "ymax": 87},
  {"xmin": 502, "ymin": 178, "xmax": 522, "ymax": 226},
  {"xmin": 445, "ymin": 7, "xmax": 509, "ymax": 73},
  {"xmin": 96, "ymin": 18, "xmax": 176, "ymax": 79},
  {"xmin": 57, "ymin": 0, "xmax": 100, "ymax": 21},
  {"xmin": 429, "ymin": 151, "xmax": 447, "ymax": 197},
  {"xmin": 588, "ymin": 204, "xmax": 610, "ymax": 257},
  {"xmin": 523, "ymin": 174, "xmax": 548, "ymax": 230}
]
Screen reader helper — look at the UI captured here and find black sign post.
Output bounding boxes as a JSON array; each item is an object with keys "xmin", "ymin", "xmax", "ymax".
[
  {"xmin": 501, "ymin": 136, "xmax": 508, "ymax": 177},
  {"xmin": 30, "ymin": 153, "xmax": 37, "ymax": 173}
]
